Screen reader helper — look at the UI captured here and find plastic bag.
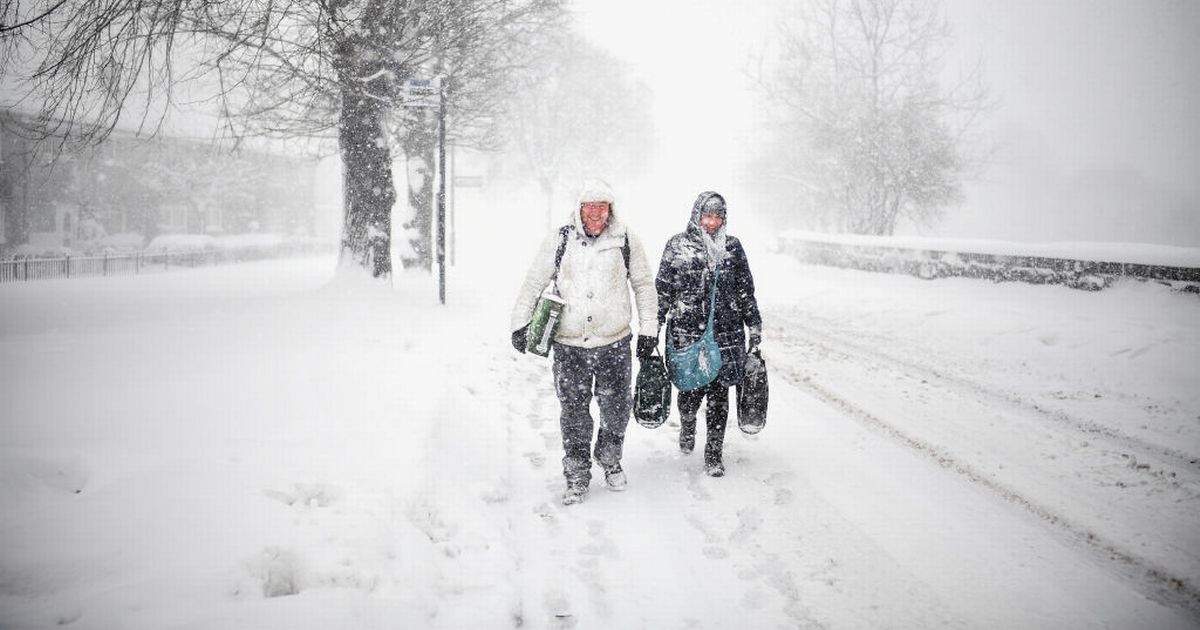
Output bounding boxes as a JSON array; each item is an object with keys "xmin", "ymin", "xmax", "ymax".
[
  {"xmin": 633, "ymin": 351, "xmax": 672, "ymax": 428},
  {"xmin": 736, "ymin": 347, "xmax": 768, "ymax": 434}
]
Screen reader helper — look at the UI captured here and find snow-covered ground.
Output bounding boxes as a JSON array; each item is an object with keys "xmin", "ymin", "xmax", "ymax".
[{"xmin": 1, "ymin": 247, "xmax": 1197, "ymax": 629}]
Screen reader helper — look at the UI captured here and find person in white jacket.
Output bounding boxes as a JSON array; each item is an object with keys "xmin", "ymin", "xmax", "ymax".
[{"xmin": 510, "ymin": 179, "xmax": 659, "ymax": 505}]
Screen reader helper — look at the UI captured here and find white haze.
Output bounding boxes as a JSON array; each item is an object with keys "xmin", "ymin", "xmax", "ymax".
[
  {"xmin": 571, "ymin": 0, "xmax": 1200, "ymax": 247},
  {"xmin": 1, "ymin": 2, "xmax": 1199, "ymax": 628}
]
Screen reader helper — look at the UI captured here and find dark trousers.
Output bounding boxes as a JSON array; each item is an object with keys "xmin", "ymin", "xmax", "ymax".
[
  {"xmin": 677, "ymin": 380, "xmax": 729, "ymax": 465},
  {"xmin": 552, "ymin": 336, "xmax": 632, "ymax": 484}
]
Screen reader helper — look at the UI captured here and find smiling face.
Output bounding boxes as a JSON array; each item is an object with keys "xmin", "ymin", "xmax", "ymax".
[
  {"xmin": 700, "ymin": 212, "xmax": 724, "ymax": 236},
  {"xmin": 580, "ymin": 201, "xmax": 611, "ymax": 236}
]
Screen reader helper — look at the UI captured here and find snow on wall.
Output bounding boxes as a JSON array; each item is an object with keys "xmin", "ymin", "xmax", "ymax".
[{"xmin": 779, "ymin": 231, "xmax": 1200, "ymax": 291}]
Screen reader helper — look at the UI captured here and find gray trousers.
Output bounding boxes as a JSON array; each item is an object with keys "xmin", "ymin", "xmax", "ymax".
[{"xmin": 552, "ymin": 336, "xmax": 632, "ymax": 484}]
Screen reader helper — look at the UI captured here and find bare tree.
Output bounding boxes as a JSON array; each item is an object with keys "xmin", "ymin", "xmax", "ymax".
[
  {"xmin": 500, "ymin": 30, "xmax": 655, "ymax": 226},
  {"xmin": 1, "ymin": 0, "xmax": 564, "ymax": 277},
  {"xmin": 392, "ymin": 5, "xmax": 556, "ymax": 270},
  {"xmin": 759, "ymin": 0, "xmax": 992, "ymax": 235}
]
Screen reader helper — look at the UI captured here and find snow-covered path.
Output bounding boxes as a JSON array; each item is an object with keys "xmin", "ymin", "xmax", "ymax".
[{"xmin": 1, "ymin": 253, "xmax": 1196, "ymax": 629}]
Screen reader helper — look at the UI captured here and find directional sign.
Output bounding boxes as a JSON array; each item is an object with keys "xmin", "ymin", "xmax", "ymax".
[
  {"xmin": 401, "ymin": 78, "xmax": 440, "ymax": 108},
  {"xmin": 453, "ymin": 175, "xmax": 484, "ymax": 188}
]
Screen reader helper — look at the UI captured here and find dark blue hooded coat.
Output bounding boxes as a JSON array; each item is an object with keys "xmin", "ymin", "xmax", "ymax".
[{"xmin": 655, "ymin": 192, "xmax": 762, "ymax": 386}]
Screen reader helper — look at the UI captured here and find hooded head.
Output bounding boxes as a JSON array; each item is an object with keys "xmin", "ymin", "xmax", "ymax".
[
  {"xmin": 578, "ymin": 178, "xmax": 615, "ymax": 207},
  {"xmin": 700, "ymin": 194, "xmax": 726, "ymax": 220},
  {"xmin": 690, "ymin": 191, "xmax": 727, "ymax": 236},
  {"xmin": 690, "ymin": 191, "xmax": 729, "ymax": 269},
  {"xmin": 575, "ymin": 178, "xmax": 618, "ymax": 236}
]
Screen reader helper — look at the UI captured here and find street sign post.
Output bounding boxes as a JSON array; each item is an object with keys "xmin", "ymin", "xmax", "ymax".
[{"xmin": 402, "ymin": 77, "xmax": 447, "ymax": 304}]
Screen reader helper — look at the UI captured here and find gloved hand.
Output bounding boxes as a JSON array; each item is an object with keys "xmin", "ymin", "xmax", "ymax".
[
  {"xmin": 512, "ymin": 325, "xmax": 529, "ymax": 353},
  {"xmin": 636, "ymin": 335, "xmax": 657, "ymax": 360},
  {"xmin": 748, "ymin": 330, "xmax": 762, "ymax": 353}
]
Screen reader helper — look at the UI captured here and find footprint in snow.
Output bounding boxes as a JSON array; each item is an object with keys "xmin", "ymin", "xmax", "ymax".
[
  {"xmin": 730, "ymin": 508, "xmax": 763, "ymax": 541},
  {"xmin": 524, "ymin": 451, "xmax": 547, "ymax": 467},
  {"xmin": 239, "ymin": 546, "xmax": 303, "ymax": 599},
  {"xmin": 578, "ymin": 519, "xmax": 619, "ymax": 559},
  {"xmin": 764, "ymin": 472, "xmax": 795, "ymax": 506},
  {"xmin": 738, "ymin": 567, "xmax": 760, "ymax": 582},
  {"xmin": 686, "ymin": 469, "xmax": 713, "ymax": 502},
  {"xmin": 542, "ymin": 588, "xmax": 577, "ymax": 628},
  {"xmin": 684, "ymin": 512, "xmax": 721, "ymax": 544},
  {"xmin": 263, "ymin": 483, "xmax": 341, "ymax": 509},
  {"xmin": 741, "ymin": 585, "xmax": 768, "ymax": 610}
]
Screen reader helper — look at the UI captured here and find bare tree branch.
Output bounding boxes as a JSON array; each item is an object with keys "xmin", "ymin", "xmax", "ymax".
[{"xmin": 758, "ymin": 0, "xmax": 992, "ymax": 235}]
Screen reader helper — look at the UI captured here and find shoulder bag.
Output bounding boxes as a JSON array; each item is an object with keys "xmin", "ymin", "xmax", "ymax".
[{"xmin": 666, "ymin": 268, "xmax": 723, "ymax": 391}]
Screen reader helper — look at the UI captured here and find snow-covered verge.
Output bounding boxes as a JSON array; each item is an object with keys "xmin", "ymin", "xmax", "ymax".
[
  {"xmin": 0, "ymin": 252, "xmax": 1196, "ymax": 629},
  {"xmin": 780, "ymin": 230, "xmax": 1200, "ymax": 268},
  {"xmin": 778, "ymin": 231, "xmax": 1200, "ymax": 291}
]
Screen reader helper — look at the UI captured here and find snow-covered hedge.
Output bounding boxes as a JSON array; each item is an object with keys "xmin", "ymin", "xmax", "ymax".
[
  {"xmin": 145, "ymin": 234, "xmax": 220, "ymax": 252},
  {"xmin": 95, "ymin": 232, "xmax": 146, "ymax": 253},
  {"xmin": 7, "ymin": 243, "xmax": 75, "ymax": 258},
  {"xmin": 778, "ymin": 231, "xmax": 1200, "ymax": 292}
]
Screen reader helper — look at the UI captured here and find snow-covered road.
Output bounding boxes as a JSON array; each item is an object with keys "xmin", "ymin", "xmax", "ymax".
[
  {"xmin": 0, "ymin": 253, "xmax": 1196, "ymax": 629},
  {"xmin": 764, "ymin": 296, "xmax": 1200, "ymax": 614}
]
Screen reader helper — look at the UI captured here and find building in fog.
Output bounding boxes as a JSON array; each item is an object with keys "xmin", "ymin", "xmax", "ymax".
[{"xmin": 0, "ymin": 110, "xmax": 319, "ymax": 255}]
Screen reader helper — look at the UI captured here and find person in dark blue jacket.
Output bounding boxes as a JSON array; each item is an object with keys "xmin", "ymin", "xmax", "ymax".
[{"xmin": 655, "ymin": 191, "xmax": 762, "ymax": 476}]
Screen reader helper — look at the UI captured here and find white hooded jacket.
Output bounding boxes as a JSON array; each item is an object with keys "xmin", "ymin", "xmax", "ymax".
[{"xmin": 511, "ymin": 185, "xmax": 658, "ymax": 349}]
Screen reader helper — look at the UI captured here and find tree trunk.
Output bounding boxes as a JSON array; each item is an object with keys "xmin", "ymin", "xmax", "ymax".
[
  {"xmin": 338, "ymin": 88, "xmax": 395, "ymax": 278},
  {"xmin": 400, "ymin": 115, "xmax": 436, "ymax": 270}
]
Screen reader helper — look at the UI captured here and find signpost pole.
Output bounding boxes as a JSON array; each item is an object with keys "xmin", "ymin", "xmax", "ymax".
[
  {"xmin": 436, "ymin": 77, "xmax": 447, "ymax": 305},
  {"xmin": 449, "ymin": 143, "xmax": 456, "ymax": 267}
]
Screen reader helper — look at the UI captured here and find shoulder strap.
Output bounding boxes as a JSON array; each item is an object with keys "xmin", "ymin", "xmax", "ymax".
[
  {"xmin": 705, "ymin": 267, "xmax": 720, "ymax": 328},
  {"xmin": 622, "ymin": 233, "xmax": 630, "ymax": 277},
  {"xmin": 550, "ymin": 225, "xmax": 572, "ymax": 291},
  {"xmin": 553, "ymin": 225, "xmax": 571, "ymax": 273},
  {"xmin": 556, "ymin": 224, "xmax": 631, "ymax": 276}
]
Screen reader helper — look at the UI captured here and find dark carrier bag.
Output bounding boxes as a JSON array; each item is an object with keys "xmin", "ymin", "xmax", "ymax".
[
  {"xmin": 633, "ymin": 348, "xmax": 671, "ymax": 428},
  {"xmin": 736, "ymin": 346, "xmax": 768, "ymax": 434}
]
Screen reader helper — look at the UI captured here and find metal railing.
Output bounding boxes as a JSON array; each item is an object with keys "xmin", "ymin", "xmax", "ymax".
[{"xmin": 0, "ymin": 243, "xmax": 333, "ymax": 283}]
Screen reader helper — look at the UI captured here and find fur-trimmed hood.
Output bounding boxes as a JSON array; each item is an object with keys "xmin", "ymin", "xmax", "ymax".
[{"xmin": 572, "ymin": 179, "xmax": 625, "ymax": 238}]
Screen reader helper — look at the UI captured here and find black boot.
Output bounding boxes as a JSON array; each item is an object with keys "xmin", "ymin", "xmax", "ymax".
[
  {"xmin": 679, "ymin": 415, "xmax": 696, "ymax": 454},
  {"xmin": 704, "ymin": 460, "xmax": 725, "ymax": 477},
  {"xmin": 704, "ymin": 443, "xmax": 725, "ymax": 477}
]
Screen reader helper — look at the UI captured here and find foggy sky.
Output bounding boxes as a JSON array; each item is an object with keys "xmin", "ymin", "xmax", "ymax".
[{"xmin": 575, "ymin": 0, "xmax": 1200, "ymax": 246}]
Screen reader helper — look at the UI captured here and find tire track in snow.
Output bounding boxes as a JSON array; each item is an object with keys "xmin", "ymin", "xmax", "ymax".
[
  {"xmin": 765, "ymin": 319, "xmax": 1200, "ymax": 619},
  {"xmin": 771, "ymin": 312, "xmax": 1200, "ymax": 476}
]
